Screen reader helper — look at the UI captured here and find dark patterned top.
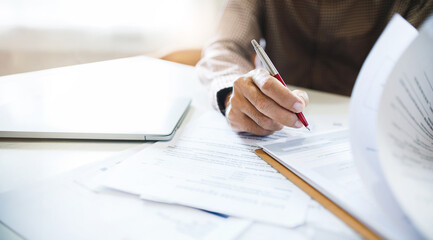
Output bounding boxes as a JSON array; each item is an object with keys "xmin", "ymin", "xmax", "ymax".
[{"xmin": 196, "ymin": 0, "xmax": 433, "ymax": 114}]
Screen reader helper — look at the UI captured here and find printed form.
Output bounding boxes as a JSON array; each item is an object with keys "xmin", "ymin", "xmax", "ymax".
[{"xmin": 101, "ymin": 112, "xmax": 313, "ymax": 227}]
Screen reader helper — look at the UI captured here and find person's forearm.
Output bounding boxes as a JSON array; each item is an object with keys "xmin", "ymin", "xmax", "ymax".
[
  {"xmin": 195, "ymin": 0, "xmax": 262, "ymax": 114},
  {"xmin": 196, "ymin": 41, "xmax": 255, "ymax": 114}
]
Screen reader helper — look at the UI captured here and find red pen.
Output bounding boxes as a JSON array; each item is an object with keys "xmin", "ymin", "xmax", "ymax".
[{"xmin": 251, "ymin": 39, "xmax": 310, "ymax": 131}]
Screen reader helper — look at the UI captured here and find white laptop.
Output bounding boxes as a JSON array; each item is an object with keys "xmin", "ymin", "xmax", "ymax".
[{"xmin": 0, "ymin": 57, "xmax": 192, "ymax": 141}]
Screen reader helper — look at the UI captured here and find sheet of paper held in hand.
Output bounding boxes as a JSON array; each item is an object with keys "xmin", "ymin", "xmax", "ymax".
[{"xmin": 98, "ymin": 111, "xmax": 346, "ymax": 227}]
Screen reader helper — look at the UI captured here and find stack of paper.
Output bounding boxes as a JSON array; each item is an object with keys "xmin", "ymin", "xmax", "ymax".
[
  {"xmin": 98, "ymin": 112, "xmax": 311, "ymax": 227},
  {"xmin": 0, "ymin": 147, "xmax": 251, "ymax": 240},
  {"xmin": 351, "ymin": 13, "xmax": 433, "ymax": 239},
  {"xmin": 0, "ymin": 110, "xmax": 360, "ymax": 239},
  {"xmin": 261, "ymin": 14, "xmax": 433, "ymax": 240}
]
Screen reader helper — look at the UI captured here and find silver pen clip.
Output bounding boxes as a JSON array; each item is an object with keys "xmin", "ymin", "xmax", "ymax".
[{"xmin": 251, "ymin": 39, "xmax": 279, "ymax": 76}]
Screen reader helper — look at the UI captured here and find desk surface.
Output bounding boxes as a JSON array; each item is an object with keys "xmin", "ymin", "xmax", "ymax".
[{"xmin": 0, "ymin": 56, "xmax": 351, "ymax": 239}]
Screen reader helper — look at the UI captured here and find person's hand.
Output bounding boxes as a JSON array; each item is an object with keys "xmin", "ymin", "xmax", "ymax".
[{"xmin": 225, "ymin": 69, "xmax": 309, "ymax": 136}]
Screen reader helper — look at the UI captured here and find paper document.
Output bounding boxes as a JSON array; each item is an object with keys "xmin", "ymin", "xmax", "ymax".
[
  {"xmin": 0, "ymin": 148, "xmax": 251, "ymax": 240},
  {"xmin": 100, "ymin": 111, "xmax": 314, "ymax": 227},
  {"xmin": 348, "ymin": 14, "xmax": 421, "ymax": 237},
  {"xmin": 377, "ymin": 30, "xmax": 433, "ymax": 238},
  {"xmin": 261, "ymin": 130, "xmax": 411, "ymax": 239},
  {"xmin": 238, "ymin": 198, "xmax": 360, "ymax": 240},
  {"xmin": 261, "ymin": 14, "xmax": 433, "ymax": 240}
]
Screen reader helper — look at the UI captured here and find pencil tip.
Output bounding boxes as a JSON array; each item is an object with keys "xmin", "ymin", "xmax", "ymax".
[{"xmin": 305, "ymin": 126, "xmax": 310, "ymax": 131}]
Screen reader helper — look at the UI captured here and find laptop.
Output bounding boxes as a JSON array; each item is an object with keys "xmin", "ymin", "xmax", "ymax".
[{"xmin": 0, "ymin": 57, "xmax": 192, "ymax": 141}]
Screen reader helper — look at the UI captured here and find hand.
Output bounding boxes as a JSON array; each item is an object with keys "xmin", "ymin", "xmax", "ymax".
[{"xmin": 225, "ymin": 69, "xmax": 309, "ymax": 136}]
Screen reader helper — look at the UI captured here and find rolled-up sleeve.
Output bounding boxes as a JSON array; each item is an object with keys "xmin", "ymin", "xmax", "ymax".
[{"xmin": 196, "ymin": 0, "xmax": 263, "ymax": 114}]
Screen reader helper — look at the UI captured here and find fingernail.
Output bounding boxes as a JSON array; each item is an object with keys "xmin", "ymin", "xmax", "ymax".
[
  {"xmin": 294, "ymin": 120, "xmax": 303, "ymax": 128},
  {"xmin": 293, "ymin": 101, "xmax": 303, "ymax": 112},
  {"xmin": 298, "ymin": 92, "xmax": 308, "ymax": 103}
]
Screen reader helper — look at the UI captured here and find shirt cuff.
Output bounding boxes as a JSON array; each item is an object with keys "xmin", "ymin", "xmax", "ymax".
[{"xmin": 216, "ymin": 87, "xmax": 233, "ymax": 116}]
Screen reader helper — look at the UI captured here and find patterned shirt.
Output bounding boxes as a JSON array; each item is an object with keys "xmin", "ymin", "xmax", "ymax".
[{"xmin": 196, "ymin": 0, "xmax": 433, "ymax": 114}]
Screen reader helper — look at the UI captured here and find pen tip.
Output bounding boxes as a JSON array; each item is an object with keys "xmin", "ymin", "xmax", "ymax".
[
  {"xmin": 305, "ymin": 126, "xmax": 310, "ymax": 131},
  {"xmin": 251, "ymin": 39, "xmax": 259, "ymax": 47}
]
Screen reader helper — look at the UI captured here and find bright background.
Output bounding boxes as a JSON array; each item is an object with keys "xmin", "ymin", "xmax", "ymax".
[{"xmin": 0, "ymin": 0, "xmax": 224, "ymax": 76}]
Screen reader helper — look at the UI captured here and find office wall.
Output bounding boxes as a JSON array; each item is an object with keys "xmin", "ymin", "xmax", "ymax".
[{"xmin": 0, "ymin": 0, "xmax": 224, "ymax": 76}]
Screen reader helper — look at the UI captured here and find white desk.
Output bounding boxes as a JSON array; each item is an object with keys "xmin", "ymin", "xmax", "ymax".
[{"xmin": 0, "ymin": 57, "xmax": 351, "ymax": 239}]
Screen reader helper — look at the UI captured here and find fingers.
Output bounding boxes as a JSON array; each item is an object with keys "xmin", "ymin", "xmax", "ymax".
[
  {"xmin": 250, "ymin": 69, "xmax": 306, "ymax": 113},
  {"xmin": 235, "ymin": 76, "xmax": 300, "ymax": 128},
  {"xmin": 230, "ymin": 93, "xmax": 284, "ymax": 132},
  {"xmin": 226, "ymin": 103, "xmax": 274, "ymax": 136},
  {"xmin": 225, "ymin": 69, "xmax": 310, "ymax": 136}
]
